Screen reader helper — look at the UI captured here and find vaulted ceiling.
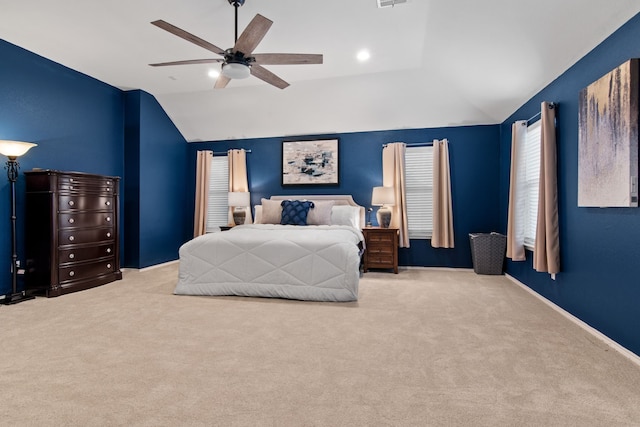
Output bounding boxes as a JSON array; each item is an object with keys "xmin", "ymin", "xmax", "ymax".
[{"xmin": 2, "ymin": 0, "xmax": 640, "ymax": 141}]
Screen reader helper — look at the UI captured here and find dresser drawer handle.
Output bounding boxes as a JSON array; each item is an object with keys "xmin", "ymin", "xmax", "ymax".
[
  {"xmin": 106, "ymin": 232, "xmax": 112, "ymax": 238},
  {"xmin": 68, "ymin": 200, "xmax": 75, "ymax": 207},
  {"xmin": 106, "ymin": 217, "xmax": 111, "ymax": 222},
  {"xmin": 69, "ymin": 271, "xmax": 75, "ymax": 277},
  {"xmin": 68, "ymin": 236, "xmax": 75, "ymax": 242},
  {"xmin": 69, "ymin": 253, "xmax": 75, "ymax": 259},
  {"xmin": 107, "ymin": 264, "xmax": 112, "ymax": 269},
  {"xmin": 68, "ymin": 218, "xmax": 75, "ymax": 224},
  {"xmin": 105, "ymin": 201, "xmax": 111, "ymax": 206},
  {"xmin": 106, "ymin": 248, "xmax": 112, "ymax": 254},
  {"xmin": 106, "ymin": 188, "xmax": 110, "ymax": 192},
  {"xmin": 69, "ymin": 185, "xmax": 73, "ymax": 190}
]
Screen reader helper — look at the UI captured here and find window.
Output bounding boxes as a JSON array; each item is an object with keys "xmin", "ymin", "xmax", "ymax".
[
  {"xmin": 206, "ymin": 156, "xmax": 229, "ymax": 232},
  {"xmin": 405, "ymin": 146, "xmax": 433, "ymax": 239},
  {"xmin": 521, "ymin": 120, "xmax": 541, "ymax": 248}
]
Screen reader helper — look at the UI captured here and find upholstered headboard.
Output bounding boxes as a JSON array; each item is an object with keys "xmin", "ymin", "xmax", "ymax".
[{"xmin": 267, "ymin": 195, "xmax": 366, "ymax": 228}]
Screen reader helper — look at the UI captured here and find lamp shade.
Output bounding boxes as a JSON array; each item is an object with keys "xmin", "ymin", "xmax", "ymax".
[
  {"xmin": 371, "ymin": 186, "xmax": 395, "ymax": 206},
  {"xmin": 228, "ymin": 191, "xmax": 250, "ymax": 207},
  {"xmin": 0, "ymin": 140, "xmax": 37, "ymax": 158}
]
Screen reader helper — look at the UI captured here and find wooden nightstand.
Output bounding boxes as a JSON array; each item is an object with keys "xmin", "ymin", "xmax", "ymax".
[
  {"xmin": 219, "ymin": 225, "xmax": 234, "ymax": 231},
  {"xmin": 362, "ymin": 227, "xmax": 398, "ymax": 274}
]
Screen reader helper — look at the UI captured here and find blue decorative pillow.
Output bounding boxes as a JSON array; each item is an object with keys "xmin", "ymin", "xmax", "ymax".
[{"xmin": 280, "ymin": 200, "xmax": 315, "ymax": 225}]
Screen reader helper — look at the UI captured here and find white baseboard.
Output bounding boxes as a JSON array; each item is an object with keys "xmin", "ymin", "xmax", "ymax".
[
  {"xmin": 138, "ymin": 259, "xmax": 179, "ymax": 272},
  {"xmin": 505, "ymin": 274, "xmax": 640, "ymax": 368},
  {"xmin": 402, "ymin": 266, "xmax": 475, "ymax": 272}
]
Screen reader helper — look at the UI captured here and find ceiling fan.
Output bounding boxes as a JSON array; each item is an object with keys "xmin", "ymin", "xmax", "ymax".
[{"xmin": 149, "ymin": 0, "xmax": 323, "ymax": 89}]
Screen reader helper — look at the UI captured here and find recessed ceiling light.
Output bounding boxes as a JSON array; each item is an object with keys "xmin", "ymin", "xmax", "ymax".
[
  {"xmin": 357, "ymin": 50, "xmax": 371, "ymax": 62},
  {"xmin": 208, "ymin": 69, "xmax": 220, "ymax": 79}
]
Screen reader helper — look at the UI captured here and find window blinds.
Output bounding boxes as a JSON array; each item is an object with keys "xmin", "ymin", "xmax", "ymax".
[
  {"xmin": 523, "ymin": 120, "xmax": 541, "ymax": 247},
  {"xmin": 206, "ymin": 156, "xmax": 229, "ymax": 231},
  {"xmin": 405, "ymin": 146, "xmax": 433, "ymax": 239}
]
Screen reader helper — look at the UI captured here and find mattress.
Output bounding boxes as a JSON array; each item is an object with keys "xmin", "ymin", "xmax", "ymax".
[{"xmin": 175, "ymin": 224, "xmax": 364, "ymax": 301}]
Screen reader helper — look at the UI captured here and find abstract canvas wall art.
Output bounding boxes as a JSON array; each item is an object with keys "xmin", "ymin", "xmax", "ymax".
[
  {"xmin": 282, "ymin": 138, "xmax": 339, "ymax": 185},
  {"xmin": 578, "ymin": 59, "xmax": 639, "ymax": 207}
]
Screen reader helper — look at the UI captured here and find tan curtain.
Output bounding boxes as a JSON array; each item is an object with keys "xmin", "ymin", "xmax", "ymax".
[
  {"xmin": 533, "ymin": 102, "xmax": 560, "ymax": 274},
  {"xmin": 431, "ymin": 139, "xmax": 455, "ymax": 248},
  {"xmin": 506, "ymin": 121, "xmax": 527, "ymax": 261},
  {"xmin": 228, "ymin": 149, "xmax": 252, "ymax": 225},
  {"xmin": 193, "ymin": 150, "xmax": 213, "ymax": 237},
  {"xmin": 382, "ymin": 143, "xmax": 409, "ymax": 247}
]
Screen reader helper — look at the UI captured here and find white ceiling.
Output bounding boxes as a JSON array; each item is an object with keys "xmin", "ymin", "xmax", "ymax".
[{"xmin": 2, "ymin": 0, "xmax": 640, "ymax": 142}]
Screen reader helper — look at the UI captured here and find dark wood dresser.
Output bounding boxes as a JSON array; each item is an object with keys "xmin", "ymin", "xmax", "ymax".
[
  {"xmin": 362, "ymin": 227, "xmax": 399, "ymax": 274},
  {"xmin": 24, "ymin": 170, "xmax": 122, "ymax": 297}
]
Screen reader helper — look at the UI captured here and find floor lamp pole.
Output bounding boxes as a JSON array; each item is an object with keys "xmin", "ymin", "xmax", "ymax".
[{"xmin": 1, "ymin": 157, "xmax": 34, "ymax": 305}]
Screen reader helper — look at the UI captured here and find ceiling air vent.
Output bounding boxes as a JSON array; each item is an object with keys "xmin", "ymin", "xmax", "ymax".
[{"xmin": 377, "ymin": 0, "xmax": 408, "ymax": 8}]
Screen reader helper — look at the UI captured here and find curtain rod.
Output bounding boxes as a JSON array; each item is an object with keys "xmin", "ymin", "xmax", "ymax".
[
  {"xmin": 382, "ymin": 142, "xmax": 434, "ymax": 148},
  {"xmin": 211, "ymin": 149, "xmax": 252, "ymax": 156},
  {"xmin": 526, "ymin": 102, "xmax": 556, "ymax": 123}
]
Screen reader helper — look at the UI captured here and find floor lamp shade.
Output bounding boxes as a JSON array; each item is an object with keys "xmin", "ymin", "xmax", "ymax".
[
  {"xmin": 228, "ymin": 191, "xmax": 250, "ymax": 226},
  {"xmin": 372, "ymin": 186, "xmax": 395, "ymax": 228},
  {"xmin": 0, "ymin": 140, "xmax": 37, "ymax": 305},
  {"xmin": 0, "ymin": 140, "xmax": 37, "ymax": 159}
]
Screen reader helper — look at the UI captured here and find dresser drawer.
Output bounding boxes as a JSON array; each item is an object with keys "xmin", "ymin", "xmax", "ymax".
[
  {"xmin": 59, "ymin": 212, "xmax": 114, "ymax": 228},
  {"xmin": 59, "ymin": 244, "xmax": 115, "ymax": 264},
  {"xmin": 59, "ymin": 258, "xmax": 116, "ymax": 284},
  {"xmin": 59, "ymin": 195, "xmax": 114, "ymax": 211},
  {"xmin": 59, "ymin": 228, "xmax": 114, "ymax": 246},
  {"xmin": 58, "ymin": 175, "xmax": 117, "ymax": 194}
]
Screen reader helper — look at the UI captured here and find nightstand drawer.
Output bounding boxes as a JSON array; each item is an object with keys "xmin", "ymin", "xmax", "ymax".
[
  {"xmin": 367, "ymin": 255, "xmax": 394, "ymax": 265},
  {"xmin": 368, "ymin": 233, "xmax": 395, "ymax": 244},
  {"xmin": 367, "ymin": 245, "xmax": 393, "ymax": 255}
]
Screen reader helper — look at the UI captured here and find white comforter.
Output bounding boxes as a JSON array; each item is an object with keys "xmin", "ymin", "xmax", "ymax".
[{"xmin": 175, "ymin": 224, "xmax": 364, "ymax": 301}]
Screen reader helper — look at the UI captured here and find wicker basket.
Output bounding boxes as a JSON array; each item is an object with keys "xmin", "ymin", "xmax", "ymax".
[{"xmin": 469, "ymin": 232, "xmax": 506, "ymax": 275}]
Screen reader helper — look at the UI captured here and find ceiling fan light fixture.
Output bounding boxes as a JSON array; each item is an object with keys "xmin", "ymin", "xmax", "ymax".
[{"xmin": 221, "ymin": 62, "xmax": 251, "ymax": 79}]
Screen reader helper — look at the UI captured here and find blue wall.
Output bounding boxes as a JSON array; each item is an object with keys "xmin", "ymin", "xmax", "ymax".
[
  {"xmin": 499, "ymin": 13, "xmax": 640, "ymax": 356},
  {"xmin": 188, "ymin": 124, "xmax": 500, "ymax": 268},
  {"xmin": 124, "ymin": 90, "xmax": 189, "ymax": 268},
  {"xmin": 0, "ymin": 39, "xmax": 125, "ymax": 295}
]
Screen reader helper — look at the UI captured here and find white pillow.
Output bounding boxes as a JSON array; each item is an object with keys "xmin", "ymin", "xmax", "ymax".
[
  {"xmin": 253, "ymin": 205, "xmax": 262, "ymax": 224},
  {"xmin": 306, "ymin": 200, "xmax": 335, "ymax": 225},
  {"xmin": 260, "ymin": 198, "xmax": 283, "ymax": 224},
  {"xmin": 331, "ymin": 205, "xmax": 360, "ymax": 229}
]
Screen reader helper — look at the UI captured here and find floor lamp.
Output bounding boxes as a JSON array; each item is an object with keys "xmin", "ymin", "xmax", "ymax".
[{"xmin": 0, "ymin": 140, "xmax": 37, "ymax": 305}]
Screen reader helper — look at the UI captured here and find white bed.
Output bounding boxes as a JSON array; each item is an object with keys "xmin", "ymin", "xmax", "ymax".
[{"xmin": 174, "ymin": 195, "xmax": 365, "ymax": 302}]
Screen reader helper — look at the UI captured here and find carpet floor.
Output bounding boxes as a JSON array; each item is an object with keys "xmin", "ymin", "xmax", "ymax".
[{"xmin": 1, "ymin": 264, "xmax": 639, "ymax": 426}]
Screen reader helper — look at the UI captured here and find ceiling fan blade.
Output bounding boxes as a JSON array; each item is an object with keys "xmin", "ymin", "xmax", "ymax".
[
  {"xmin": 214, "ymin": 74, "xmax": 231, "ymax": 89},
  {"xmin": 149, "ymin": 59, "xmax": 224, "ymax": 67},
  {"xmin": 233, "ymin": 14, "xmax": 273, "ymax": 55},
  {"xmin": 250, "ymin": 64, "xmax": 289, "ymax": 89},
  {"xmin": 151, "ymin": 20, "xmax": 225, "ymax": 55},
  {"xmin": 252, "ymin": 53, "xmax": 323, "ymax": 65}
]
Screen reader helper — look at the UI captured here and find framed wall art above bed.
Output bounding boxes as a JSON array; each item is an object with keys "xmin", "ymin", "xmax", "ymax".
[{"xmin": 282, "ymin": 138, "xmax": 339, "ymax": 186}]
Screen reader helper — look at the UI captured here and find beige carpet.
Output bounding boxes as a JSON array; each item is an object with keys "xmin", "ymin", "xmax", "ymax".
[{"xmin": 1, "ymin": 265, "xmax": 639, "ymax": 426}]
